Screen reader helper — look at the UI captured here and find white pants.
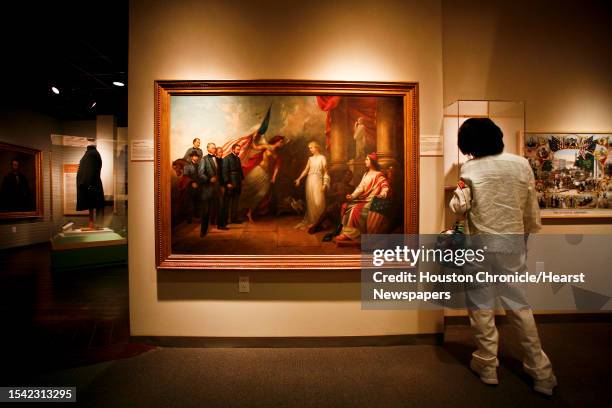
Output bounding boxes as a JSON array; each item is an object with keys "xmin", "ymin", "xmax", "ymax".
[{"xmin": 465, "ymin": 252, "xmax": 554, "ymax": 380}]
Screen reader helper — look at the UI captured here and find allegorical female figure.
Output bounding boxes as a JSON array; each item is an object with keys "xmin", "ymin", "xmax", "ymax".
[
  {"xmin": 294, "ymin": 141, "xmax": 330, "ymax": 229},
  {"xmin": 336, "ymin": 152, "xmax": 390, "ymax": 242},
  {"xmin": 239, "ymin": 133, "xmax": 286, "ymax": 223}
]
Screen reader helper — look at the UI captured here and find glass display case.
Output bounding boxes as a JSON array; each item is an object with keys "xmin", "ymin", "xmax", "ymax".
[
  {"xmin": 443, "ymin": 100, "xmax": 525, "ymax": 188},
  {"xmin": 443, "ymin": 100, "xmax": 525, "ymax": 226},
  {"xmin": 49, "ymin": 126, "xmax": 128, "ymax": 270}
]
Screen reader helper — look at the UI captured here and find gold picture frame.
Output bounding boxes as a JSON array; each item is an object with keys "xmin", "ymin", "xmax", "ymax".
[
  {"xmin": 0, "ymin": 142, "xmax": 43, "ymax": 219},
  {"xmin": 155, "ymin": 80, "xmax": 419, "ymax": 269}
]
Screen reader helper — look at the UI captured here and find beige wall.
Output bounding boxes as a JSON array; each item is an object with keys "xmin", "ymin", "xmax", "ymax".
[
  {"xmin": 442, "ymin": 0, "xmax": 612, "ymax": 234},
  {"xmin": 129, "ymin": 0, "xmax": 445, "ymax": 337}
]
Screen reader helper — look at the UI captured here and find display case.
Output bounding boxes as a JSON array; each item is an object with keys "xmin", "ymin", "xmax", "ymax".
[
  {"xmin": 443, "ymin": 100, "xmax": 524, "ymax": 188},
  {"xmin": 443, "ymin": 100, "xmax": 525, "ymax": 226},
  {"xmin": 49, "ymin": 129, "xmax": 128, "ymax": 270}
]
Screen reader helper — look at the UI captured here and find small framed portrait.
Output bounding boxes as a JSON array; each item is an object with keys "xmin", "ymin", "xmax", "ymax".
[{"xmin": 0, "ymin": 142, "xmax": 43, "ymax": 219}]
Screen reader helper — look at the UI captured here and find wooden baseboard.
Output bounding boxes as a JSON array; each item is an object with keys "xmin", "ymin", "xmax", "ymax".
[
  {"xmin": 445, "ymin": 312, "xmax": 612, "ymax": 326},
  {"xmin": 130, "ymin": 333, "xmax": 444, "ymax": 348}
]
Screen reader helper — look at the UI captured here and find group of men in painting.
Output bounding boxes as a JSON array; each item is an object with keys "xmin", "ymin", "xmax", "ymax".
[
  {"xmin": 180, "ymin": 138, "xmax": 244, "ymax": 237},
  {"xmin": 174, "ymin": 133, "xmax": 393, "ymax": 242}
]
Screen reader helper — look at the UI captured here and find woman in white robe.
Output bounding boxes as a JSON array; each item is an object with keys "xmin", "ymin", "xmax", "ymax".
[{"xmin": 294, "ymin": 141, "xmax": 330, "ymax": 229}]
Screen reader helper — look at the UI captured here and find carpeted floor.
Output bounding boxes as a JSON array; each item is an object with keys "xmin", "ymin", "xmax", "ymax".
[{"xmin": 22, "ymin": 322, "xmax": 612, "ymax": 408}]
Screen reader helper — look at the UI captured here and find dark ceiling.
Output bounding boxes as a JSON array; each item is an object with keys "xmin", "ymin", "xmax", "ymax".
[{"xmin": 2, "ymin": 1, "xmax": 128, "ymax": 126}]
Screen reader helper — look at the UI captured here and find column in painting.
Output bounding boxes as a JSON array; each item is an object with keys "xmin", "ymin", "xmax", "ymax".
[
  {"xmin": 375, "ymin": 97, "xmax": 399, "ymax": 170},
  {"xmin": 329, "ymin": 98, "xmax": 349, "ymax": 172}
]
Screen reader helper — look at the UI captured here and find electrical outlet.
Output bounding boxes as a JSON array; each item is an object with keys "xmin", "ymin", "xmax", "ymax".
[
  {"xmin": 238, "ymin": 276, "xmax": 250, "ymax": 293},
  {"xmin": 536, "ymin": 261, "xmax": 545, "ymax": 272},
  {"xmin": 11, "ymin": 226, "xmax": 17, "ymax": 233}
]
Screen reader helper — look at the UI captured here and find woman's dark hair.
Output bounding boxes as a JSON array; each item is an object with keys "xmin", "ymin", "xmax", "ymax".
[{"xmin": 457, "ymin": 118, "xmax": 504, "ymax": 158}]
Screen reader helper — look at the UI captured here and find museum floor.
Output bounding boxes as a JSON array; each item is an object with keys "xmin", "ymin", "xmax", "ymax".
[{"xmin": 1, "ymin": 244, "xmax": 611, "ymax": 407}]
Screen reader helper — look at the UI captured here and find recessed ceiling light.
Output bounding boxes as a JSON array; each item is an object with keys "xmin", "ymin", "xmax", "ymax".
[
  {"xmin": 51, "ymin": 86, "xmax": 60, "ymax": 94},
  {"xmin": 112, "ymin": 81, "xmax": 125, "ymax": 87}
]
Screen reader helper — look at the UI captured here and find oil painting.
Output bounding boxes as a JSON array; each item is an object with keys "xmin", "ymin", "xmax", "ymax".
[
  {"xmin": 0, "ymin": 142, "xmax": 43, "ymax": 219},
  {"xmin": 155, "ymin": 81, "xmax": 419, "ymax": 269}
]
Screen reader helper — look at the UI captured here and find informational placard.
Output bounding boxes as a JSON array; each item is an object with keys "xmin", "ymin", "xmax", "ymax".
[
  {"xmin": 63, "ymin": 164, "xmax": 88, "ymax": 215},
  {"xmin": 131, "ymin": 139, "xmax": 154, "ymax": 161},
  {"xmin": 420, "ymin": 134, "xmax": 443, "ymax": 156},
  {"xmin": 51, "ymin": 134, "xmax": 90, "ymax": 147}
]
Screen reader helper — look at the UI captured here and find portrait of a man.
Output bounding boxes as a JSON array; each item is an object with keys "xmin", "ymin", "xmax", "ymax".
[{"xmin": 0, "ymin": 143, "xmax": 42, "ymax": 217}]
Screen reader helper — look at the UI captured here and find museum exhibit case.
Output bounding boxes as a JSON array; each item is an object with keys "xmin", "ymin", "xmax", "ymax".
[
  {"xmin": 443, "ymin": 100, "xmax": 524, "ymax": 226},
  {"xmin": 443, "ymin": 100, "xmax": 525, "ymax": 188},
  {"xmin": 49, "ymin": 130, "xmax": 128, "ymax": 270}
]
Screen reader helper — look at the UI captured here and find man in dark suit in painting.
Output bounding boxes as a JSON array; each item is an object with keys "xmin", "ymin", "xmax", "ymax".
[
  {"xmin": 183, "ymin": 137, "xmax": 203, "ymax": 161},
  {"xmin": 214, "ymin": 147, "xmax": 227, "ymax": 229},
  {"xmin": 220, "ymin": 143, "xmax": 244, "ymax": 226},
  {"xmin": 0, "ymin": 158, "xmax": 32, "ymax": 211},
  {"xmin": 198, "ymin": 142, "xmax": 220, "ymax": 237},
  {"xmin": 182, "ymin": 151, "xmax": 201, "ymax": 223}
]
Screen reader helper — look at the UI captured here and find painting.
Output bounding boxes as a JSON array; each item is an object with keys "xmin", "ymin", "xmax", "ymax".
[
  {"xmin": 155, "ymin": 81, "xmax": 419, "ymax": 269},
  {"xmin": 0, "ymin": 142, "xmax": 43, "ymax": 219},
  {"xmin": 522, "ymin": 132, "xmax": 612, "ymax": 217}
]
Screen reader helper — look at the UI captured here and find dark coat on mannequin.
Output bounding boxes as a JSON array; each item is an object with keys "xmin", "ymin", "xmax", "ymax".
[{"xmin": 76, "ymin": 145, "xmax": 105, "ymax": 211}]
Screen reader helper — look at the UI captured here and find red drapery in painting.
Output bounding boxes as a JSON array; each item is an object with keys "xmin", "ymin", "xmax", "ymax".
[
  {"xmin": 315, "ymin": 96, "xmax": 378, "ymax": 155},
  {"xmin": 316, "ymin": 96, "xmax": 341, "ymax": 151}
]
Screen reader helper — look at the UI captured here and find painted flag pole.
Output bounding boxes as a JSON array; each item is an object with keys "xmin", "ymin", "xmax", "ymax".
[{"xmin": 257, "ymin": 105, "xmax": 272, "ymax": 136}]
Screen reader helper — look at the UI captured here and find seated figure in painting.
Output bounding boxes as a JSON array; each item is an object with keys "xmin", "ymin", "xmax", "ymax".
[
  {"xmin": 335, "ymin": 152, "xmax": 391, "ymax": 242},
  {"xmin": 307, "ymin": 169, "xmax": 354, "ymax": 236}
]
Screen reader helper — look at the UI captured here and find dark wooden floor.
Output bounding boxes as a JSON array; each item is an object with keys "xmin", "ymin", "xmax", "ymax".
[{"xmin": 0, "ymin": 243, "xmax": 152, "ymax": 383}]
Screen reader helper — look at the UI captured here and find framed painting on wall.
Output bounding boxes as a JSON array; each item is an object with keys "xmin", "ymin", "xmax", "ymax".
[
  {"xmin": 0, "ymin": 142, "xmax": 43, "ymax": 219},
  {"xmin": 155, "ymin": 80, "xmax": 419, "ymax": 269},
  {"xmin": 521, "ymin": 132, "xmax": 612, "ymax": 218}
]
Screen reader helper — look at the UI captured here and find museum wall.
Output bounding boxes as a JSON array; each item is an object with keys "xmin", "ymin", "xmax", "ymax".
[
  {"xmin": 128, "ymin": 0, "xmax": 446, "ymax": 337},
  {"xmin": 0, "ymin": 110, "xmax": 56, "ymax": 249},
  {"xmin": 442, "ymin": 0, "xmax": 612, "ymax": 233}
]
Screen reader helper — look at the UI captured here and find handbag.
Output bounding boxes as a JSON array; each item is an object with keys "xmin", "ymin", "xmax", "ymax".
[{"xmin": 436, "ymin": 221, "xmax": 466, "ymax": 268}]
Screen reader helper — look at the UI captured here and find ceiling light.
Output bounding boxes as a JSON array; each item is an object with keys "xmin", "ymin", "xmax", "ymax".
[
  {"xmin": 112, "ymin": 81, "xmax": 125, "ymax": 87},
  {"xmin": 51, "ymin": 86, "xmax": 60, "ymax": 94}
]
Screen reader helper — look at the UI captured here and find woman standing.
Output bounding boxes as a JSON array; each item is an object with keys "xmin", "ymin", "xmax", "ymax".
[
  {"xmin": 294, "ymin": 141, "xmax": 330, "ymax": 229},
  {"xmin": 336, "ymin": 152, "xmax": 389, "ymax": 242},
  {"xmin": 450, "ymin": 118, "xmax": 557, "ymax": 395}
]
